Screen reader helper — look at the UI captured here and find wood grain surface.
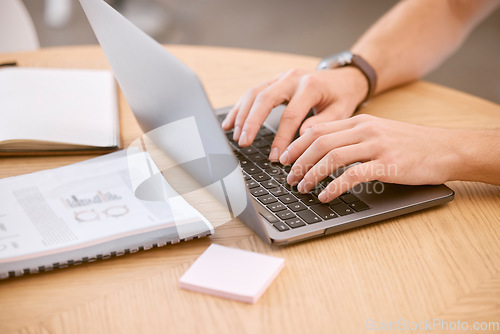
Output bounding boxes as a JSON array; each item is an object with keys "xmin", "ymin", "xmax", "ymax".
[{"xmin": 0, "ymin": 46, "xmax": 499, "ymax": 334}]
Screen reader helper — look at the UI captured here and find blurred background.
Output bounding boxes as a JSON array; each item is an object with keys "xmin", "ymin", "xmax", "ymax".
[{"xmin": 20, "ymin": 0, "xmax": 500, "ymax": 104}]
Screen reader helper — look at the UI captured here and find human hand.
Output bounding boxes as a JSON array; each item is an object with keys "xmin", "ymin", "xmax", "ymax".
[
  {"xmin": 282, "ymin": 114, "xmax": 460, "ymax": 202},
  {"xmin": 221, "ymin": 67, "xmax": 369, "ymax": 161}
]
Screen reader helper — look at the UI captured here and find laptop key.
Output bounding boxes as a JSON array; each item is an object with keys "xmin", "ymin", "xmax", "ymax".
[
  {"xmin": 250, "ymin": 187, "xmax": 268, "ymax": 197},
  {"xmin": 311, "ymin": 185, "xmax": 326, "ymax": 197},
  {"xmin": 276, "ymin": 210, "xmax": 295, "ymax": 220},
  {"xmin": 273, "ymin": 222, "xmax": 290, "ymax": 232},
  {"xmin": 257, "ymin": 161, "xmax": 273, "ymax": 169},
  {"xmin": 349, "ymin": 201, "xmax": 370, "ymax": 212},
  {"xmin": 241, "ymin": 146, "xmax": 258, "ymax": 155},
  {"xmin": 327, "ymin": 197, "xmax": 343, "ymax": 206},
  {"xmin": 272, "ymin": 174, "xmax": 288, "ymax": 183},
  {"xmin": 253, "ymin": 172, "xmax": 270, "ymax": 182},
  {"xmin": 243, "ymin": 164, "xmax": 261, "ymax": 174},
  {"xmin": 248, "ymin": 153, "xmax": 267, "ymax": 162},
  {"xmin": 323, "ymin": 176, "xmax": 335, "ymax": 184},
  {"xmin": 246, "ymin": 180, "xmax": 259, "ymax": 189},
  {"xmin": 297, "ymin": 210, "xmax": 322, "ymax": 224},
  {"xmin": 285, "ymin": 218, "xmax": 306, "ymax": 229},
  {"xmin": 254, "ymin": 201, "xmax": 278, "ymax": 223},
  {"xmin": 301, "ymin": 194, "xmax": 320, "ymax": 206},
  {"xmin": 288, "ymin": 202, "xmax": 307, "ymax": 212},
  {"xmin": 267, "ymin": 202, "xmax": 287, "ymax": 212},
  {"xmin": 278, "ymin": 194, "xmax": 298, "ymax": 204},
  {"xmin": 238, "ymin": 157, "xmax": 252, "ymax": 166},
  {"xmin": 265, "ymin": 166, "xmax": 282, "ymax": 176},
  {"xmin": 292, "ymin": 190, "xmax": 309, "ymax": 199},
  {"xmin": 262, "ymin": 179, "xmax": 279, "ymax": 189},
  {"xmin": 283, "ymin": 183, "xmax": 298, "ymax": 192},
  {"xmin": 269, "ymin": 187, "xmax": 287, "ymax": 196},
  {"xmin": 259, "ymin": 147, "xmax": 271, "ymax": 155},
  {"xmin": 258, "ymin": 194, "xmax": 277, "ymax": 205},
  {"xmin": 258, "ymin": 127, "xmax": 274, "ymax": 136},
  {"xmin": 252, "ymin": 139, "xmax": 270, "ymax": 148},
  {"xmin": 340, "ymin": 193, "xmax": 360, "ymax": 204},
  {"xmin": 262, "ymin": 134, "xmax": 275, "ymax": 143},
  {"xmin": 331, "ymin": 203, "xmax": 355, "ymax": 216},
  {"xmin": 311, "ymin": 205, "xmax": 339, "ymax": 220}
]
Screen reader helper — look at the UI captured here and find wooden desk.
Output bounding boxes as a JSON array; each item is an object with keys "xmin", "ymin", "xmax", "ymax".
[{"xmin": 0, "ymin": 46, "xmax": 499, "ymax": 334}]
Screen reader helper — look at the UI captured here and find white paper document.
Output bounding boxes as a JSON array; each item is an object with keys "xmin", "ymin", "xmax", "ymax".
[
  {"xmin": 0, "ymin": 68, "xmax": 120, "ymax": 151},
  {"xmin": 0, "ymin": 150, "xmax": 213, "ymax": 277}
]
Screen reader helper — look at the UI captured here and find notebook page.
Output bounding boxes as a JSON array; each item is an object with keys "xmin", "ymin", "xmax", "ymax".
[{"xmin": 0, "ymin": 68, "xmax": 118, "ymax": 147}]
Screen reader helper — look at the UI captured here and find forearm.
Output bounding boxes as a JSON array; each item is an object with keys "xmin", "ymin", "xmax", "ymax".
[
  {"xmin": 448, "ymin": 129, "xmax": 500, "ymax": 185},
  {"xmin": 351, "ymin": 0, "xmax": 500, "ymax": 94}
]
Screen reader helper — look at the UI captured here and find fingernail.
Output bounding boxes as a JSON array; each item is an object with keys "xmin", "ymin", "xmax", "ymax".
[
  {"xmin": 233, "ymin": 126, "xmax": 241, "ymax": 141},
  {"xmin": 221, "ymin": 119, "xmax": 228, "ymax": 128},
  {"xmin": 298, "ymin": 180, "xmax": 306, "ymax": 193},
  {"xmin": 287, "ymin": 170, "xmax": 297, "ymax": 185},
  {"xmin": 318, "ymin": 191, "xmax": 327, "ymax": 202},
  {"xmin": 279, "ymin": 150, "xmax": 289, "ymax": 165},
  {"xmin": 239, "ymin": 131, "xmax": 248, "ymax": 146},
  {"xmin": 269, "ymin": 147, "xmax": 279, "ymax": 161}
]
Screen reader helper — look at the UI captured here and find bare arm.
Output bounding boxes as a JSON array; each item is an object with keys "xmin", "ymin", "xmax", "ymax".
[
  {"xmin": 224, "ymin": 0, "xmax": 500, "ymax": 198},
  {"xmin": 449, "ymin": 129, "xmax": 500, "ymax": 185},
  {"xmin": 223, "ymin": 0, "xmax": 500, "ymax": 161},
  {"xmin": 352, "ymin": 0, "xmax": 500, "ymax": 94},
  {"xmin": 283, "ymin": 117, "xmax": 500, "ymax": 202}
]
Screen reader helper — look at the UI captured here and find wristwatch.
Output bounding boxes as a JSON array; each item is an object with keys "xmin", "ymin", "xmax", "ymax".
[{"xmin": 317, "ymin": 51, "xmax": 377, "ymax": 106}]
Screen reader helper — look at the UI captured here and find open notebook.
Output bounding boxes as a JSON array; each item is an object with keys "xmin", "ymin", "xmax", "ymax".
[
  {"xmin": 0, "ymin": 67, "xmax": 120, "ymax": 155},
  {"xmin": 0, "ymin": 149, "xmax": 214, "ymax": 279}
]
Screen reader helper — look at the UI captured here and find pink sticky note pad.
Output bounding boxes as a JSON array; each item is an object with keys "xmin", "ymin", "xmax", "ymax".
[{"xmin": 179, "ymin": 244, "xmax": 285, "ymax": 303}]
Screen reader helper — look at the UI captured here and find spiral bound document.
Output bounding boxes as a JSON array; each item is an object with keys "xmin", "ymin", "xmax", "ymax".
[{"xmin": 0, "ymin": 150, "xmax": 214, "ymax": 279}]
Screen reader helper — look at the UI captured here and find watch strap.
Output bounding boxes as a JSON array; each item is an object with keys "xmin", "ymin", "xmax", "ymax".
[{"xmin": 349, "ymin": 54, "xmax": 377, "ymax": 105}]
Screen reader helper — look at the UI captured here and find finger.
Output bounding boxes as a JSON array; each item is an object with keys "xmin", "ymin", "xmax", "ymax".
[
  {"xmin": 280, "ymin": 117, "xmax": 359, "ymax": 166},
  {"xmin": 299, "ymin": 104, "xmax": 352, "ymax": 135},
  {"xmin": 233, "ymin": 78, "xmax": 279, "ymax": 141},
  {"xmin": 269, "ymin": 77, "xmax": 323, "ymax": 161},
  {"xmin": 221, "ymin": 101, "xmax": 241, "ymax": 130},
  {"xmin": 296, "ymin": 142, "xmax": 374, "ymax": 193},
  {"xmin": 317, "ymin": 160, "xmax": 378, "ymax": 202},
  {"xmin": 287, "ymin": 128, "xmax": 362, "ymax": 186},
  {"xmin": 238, "ymin": 78, "xmax": 297, "ymax": 147}
]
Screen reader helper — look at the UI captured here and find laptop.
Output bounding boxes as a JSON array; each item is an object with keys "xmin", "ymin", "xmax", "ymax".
[{"xmin": 79, "ymin": 0, "xmax": 454, "ymax": 245}]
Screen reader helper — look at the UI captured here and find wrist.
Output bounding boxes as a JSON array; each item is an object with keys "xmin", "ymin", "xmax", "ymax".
[
  {"xmin": 317, "ymin": 51, "xmax": 377, "ymax": 109},
  {"xmin": 337, "ymin": 66, "xmax": 370, "ymax": 110},
  {"xmin": 446, "ymin": 129, "xmax": 500, "ymax": 184},
  {"xmin": 439, "ymin": 129, "xmax": 466, "ymax": 182}
]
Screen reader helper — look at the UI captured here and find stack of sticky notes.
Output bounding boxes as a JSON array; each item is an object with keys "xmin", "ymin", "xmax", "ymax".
[{"xmin": 179, "ymin": 244, "xmax": 285, "ymax": 303}]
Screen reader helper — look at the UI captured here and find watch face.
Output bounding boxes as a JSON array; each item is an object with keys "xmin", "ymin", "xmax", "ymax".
[{"xmin": 318, "ymin": 51, "xmax": 353, "ymax": 70}]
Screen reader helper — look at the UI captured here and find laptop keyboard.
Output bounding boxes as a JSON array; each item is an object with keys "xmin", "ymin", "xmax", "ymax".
[{"xmin": 218, "ymin": 114, "xmax": 370, "ymax": 232}]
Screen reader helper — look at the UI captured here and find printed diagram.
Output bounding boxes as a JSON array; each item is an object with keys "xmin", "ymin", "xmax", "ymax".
[
  {"xmin": 74, "ymin": 205, "xmax": 129, "ymax": 223},
  {"xmin": 74, "ymin": 209, "xmax": 99, "ymax": 223},
  {"xmin": 62, "ymin": 191, "xmax": 130, "ymax": 223},
  {"xmin": 103, "ymin": 205, "xmax": 129, "ymax": 218}
]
